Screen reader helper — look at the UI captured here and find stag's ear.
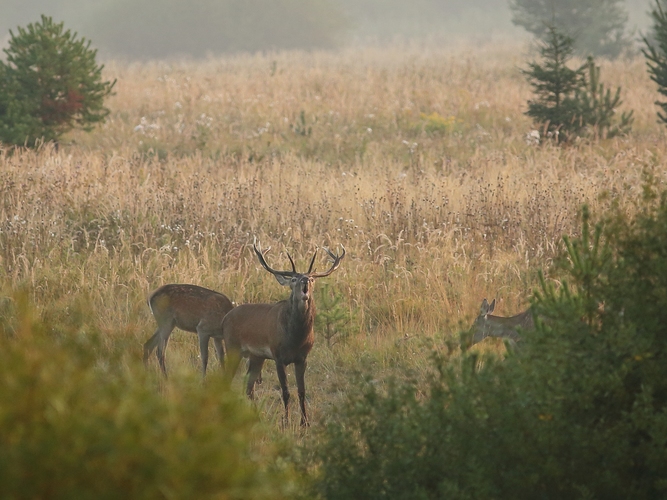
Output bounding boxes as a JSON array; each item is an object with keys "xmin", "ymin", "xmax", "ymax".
[{"xmin": 274, "ymin": 274, "xmax": 291, "ymax": 286}]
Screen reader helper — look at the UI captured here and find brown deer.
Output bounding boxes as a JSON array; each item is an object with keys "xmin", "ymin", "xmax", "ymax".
[
  {"xmin": 470, "ymin": 298, "xmax": 534, "ymax": 347},
  {"xmin": 144, "ymin": 284, "xmax": 234, "ymax": 376},
  {"xmin": 221, "ymin": 243, "xmax": 345, "ymax": 427}
]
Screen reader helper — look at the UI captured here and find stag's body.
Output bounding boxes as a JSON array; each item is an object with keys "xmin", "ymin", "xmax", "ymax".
[
  {"xmin": 222, "ymin": 244, "xmax": 344, "ymax": 427},
  {"xmin": 144, "ymin": 284, "xmax": 234, "ymax": 376},
  {"xmin": 471, "ymin": 298, "xmax": 533, "ymax": 346}
]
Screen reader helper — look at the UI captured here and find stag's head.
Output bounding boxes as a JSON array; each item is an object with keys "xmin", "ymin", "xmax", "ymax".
[
  {"xmin": 471, "ymin": 298, "xmax": 495, "ymax": 344},
  {"xmin": 253, "ymin": 243, "xmax": 345, "ymax": 311}
]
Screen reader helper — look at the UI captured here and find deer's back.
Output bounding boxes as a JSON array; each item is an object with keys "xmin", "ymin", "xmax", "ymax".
[{"xmin": 149, "ymin": 284, "xmax": 234, "ymax": 333}]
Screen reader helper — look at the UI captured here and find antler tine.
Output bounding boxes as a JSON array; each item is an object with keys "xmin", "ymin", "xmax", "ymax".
[
  {"xmin": 309, "ymin": 245, "xmax": 346, "ymax": 278},
  {"xmin": 286, "ymin": 252, "xmax": 297, "ymax": 273},
  {"xmin": 307, "ymin": 249, "xmax": 318, "ymax": 274},
  {"xmin": 253, "ymin": 243, "xmax": 295, "ymax": 277}
]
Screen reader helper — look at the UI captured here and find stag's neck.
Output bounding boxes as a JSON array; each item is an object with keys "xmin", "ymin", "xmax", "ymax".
[{"xmin": 283, "ymin": 296, "xmax": 315, "ymax": 347}]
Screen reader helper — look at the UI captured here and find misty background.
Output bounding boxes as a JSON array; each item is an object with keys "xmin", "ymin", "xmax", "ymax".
[{"xmin": 0, "ymin": 0, "xmax": 656, "ymax": 60}]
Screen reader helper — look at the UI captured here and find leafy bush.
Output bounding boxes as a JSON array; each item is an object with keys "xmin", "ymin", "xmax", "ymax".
[
  {"xmin": 510, "ymin": 0, "xmax": 631, "ymax": 58},
  {"xmin": 643, "ymin": 0, "xmax": 667, "ymax": 125},
  {"xmin": 0, "ymin": 15, "xmax": 115, "ymax": 147},
  {"xmin": 0, "ymin": 293, "xmax": 296, "ymax": 499},
  {"xmin": 315, "ymin": 283, "xmax": 352, "ymax": 347},
  {"xmin": 523, "ymin": 26, "xmax": 632, "ymax": 143},
  {"xmin": 308, "ymin": 182, "xmax": 667, "ymax": 499}
]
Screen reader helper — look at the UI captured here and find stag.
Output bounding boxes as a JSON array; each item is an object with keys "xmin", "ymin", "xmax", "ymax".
[
  {"xmin": 470, "ymin": 298, "xmax": 534, "ymax": 347},
  {"xmin": 221, "ymin": 243, "xmax": 345, "ymax": 427},
  {"xmin": 144, "ymin": 284, "xmax": 234, "ymax": 376}
]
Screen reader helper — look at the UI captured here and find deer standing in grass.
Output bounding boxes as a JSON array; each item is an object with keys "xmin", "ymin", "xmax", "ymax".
[
  {"xmin": 144, "ymin": 284, "xmax": 235, "ymax": 376},
  {"xmin": 221, "ymin": 243, "xmax": 345, "ymax": 427},
  {"xmin": 471, "ymin": 298, "xmax": 534, "ymax": 347}
]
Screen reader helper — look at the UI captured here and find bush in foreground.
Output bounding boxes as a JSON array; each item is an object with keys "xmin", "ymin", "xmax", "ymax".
[
  {"xmin": 0, "ymin": 295, "xmax": 295, "ymax": 499},
  {"xmin": 308, "ymin": 182, "xmax": 667, "ymax": 499}
]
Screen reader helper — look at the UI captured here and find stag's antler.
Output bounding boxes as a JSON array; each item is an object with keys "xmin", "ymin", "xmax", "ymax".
[
  {"xmin": 253, "ymin": 243, "xmax": 298, "ymax": 277},
  {"xmin": 309, "ymin": 245, "xmax": 346, "ymax": 278}
]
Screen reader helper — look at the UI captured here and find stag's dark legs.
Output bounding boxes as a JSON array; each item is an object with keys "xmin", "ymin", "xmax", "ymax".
[
  {"xmin": 295, "ymin": 360, "xmax": 309, "ymax": 426},
  {"xmin": 275, "ymin": 361, "xmax": 290, "ymax": 425},
  {"xmin": 245, "ymin": 355, "xmax": 265, "ymax": 398}
]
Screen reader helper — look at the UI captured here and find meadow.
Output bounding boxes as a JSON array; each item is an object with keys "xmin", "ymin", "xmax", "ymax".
[{"xmin": 1, "ymin": 39, "xmax": 665, "ymax": 438}]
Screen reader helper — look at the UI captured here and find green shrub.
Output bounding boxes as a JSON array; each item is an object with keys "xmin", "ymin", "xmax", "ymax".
[
  {"xmin": 523, "ymin": 26, "xmax": 632, "ymax": 143},
  {"xmin": 0, "ymin": 15, "xmax": 115, "ymax": 147},
  {"xmin": 308, "ymin": 183, "xmax": 667, "ymax": 499},
  {"xmin": 315, "ymin": 283, "xmax": 352, "ymax": 347},
  {"xmin": 0, "ymin": 293, "xmax": 296, "ymax": 499}
]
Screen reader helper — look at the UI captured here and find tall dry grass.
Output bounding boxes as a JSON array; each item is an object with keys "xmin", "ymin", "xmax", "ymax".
[{"xmin": 1, "ymin": 41, "xmax": 665, "ymax": 429}]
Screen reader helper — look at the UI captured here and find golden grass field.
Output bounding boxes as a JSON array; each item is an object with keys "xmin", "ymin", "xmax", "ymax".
[{"xmin": 1, "ymin": 40, "xmax": 666, "ymax": 432}]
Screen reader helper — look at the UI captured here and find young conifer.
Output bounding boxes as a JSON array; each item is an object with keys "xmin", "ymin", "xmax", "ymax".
[
  {"xmin": 643, "ymin": 0, "xmax": 667, "ymax": 125},
  {"xmin": 523, "ymin": 26, "xmax": 632, "ymax": 143}
]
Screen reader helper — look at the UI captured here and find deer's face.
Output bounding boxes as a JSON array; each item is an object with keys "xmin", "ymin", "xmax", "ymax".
[
  {"xmin": 471, "ymin": 298, "xmax": 495, "ymax": 344},
  {"xmin": 471, "ymin": 314, "xmax": 489, "ymax": 343},
  {"xmin": 289, "ymin": 275, "xmax": 315, "ymax": 310},
  {"xmin": 275, "ymin": 273, "xmax": 315, "ymax": 310}
]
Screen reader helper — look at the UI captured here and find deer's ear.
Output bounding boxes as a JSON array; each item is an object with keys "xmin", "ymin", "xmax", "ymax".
[
  {"xmin": 480, "ymin": 298, "xmax": 490, "ymax": 315},
  {"xmin": 488, "ymin": 299, "xmax": 496, "ymax": 314},
  {"xmin": 274, "ymin": 274, "xmax": 291, "ymax": 286}
]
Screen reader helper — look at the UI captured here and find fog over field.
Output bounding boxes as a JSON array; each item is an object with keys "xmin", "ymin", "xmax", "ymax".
[{"xmin": 0, "ymin": 0, "xmax": 654, "ymax": 60}]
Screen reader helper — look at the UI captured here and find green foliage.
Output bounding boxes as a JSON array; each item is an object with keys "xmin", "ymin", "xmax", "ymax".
[
  {"xmin": 574, "ymin": 57, "xmax": 634, "ymax": 138},
  {"xmin": 0, "ymin": 15, "xmax": 115, "ymax": 147},
  {"xmin": 643, "ymin": 0, "xmax": 667, "ymax": 125},
  {"xmin": 0, "ymin": 293, "xmax": 296, "ymax": 499},
  {"xmin": 315, "ymin": 283, "xmax": 351, "ymax": 347},
  {"xmin": 510, "ymin": 0, "xmax": 631, "ymax": 58},
  {"xmin": 308, "ymin": 183, "xmax": 667, "ymax": 499},
  {"xmin": 523, "ymin": 26, "xmax": 632, "ymax": 142},
  {"xmin": 523, "ymin": 27, "xmax": 585, "ymax": 142},
  {"xmin": 420, "ymin": 112, "xmax": 459, "ymax": 134}
]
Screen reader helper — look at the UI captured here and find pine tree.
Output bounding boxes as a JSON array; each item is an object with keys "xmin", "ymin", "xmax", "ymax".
[
  {"xmin": 315, "ymin": 284, "xmax": 351, "ymax": 347},
  {"xmin": 0, "ymin": 16, "xmax": 115, "ymax": 147},
  {"xmin": 523, "ymin": 26, "xmax": 632, "ymax": 143},
  {"xmin": 643, "ymin": 0, "xmax": 667, "ymax": 125},
  {"xmin": 523, "ymin": 27, "xmax": 585, "ymax": 142},
  {"xmin": 576, "ymin": 57, "xmax": 633, "ymax": 138}
]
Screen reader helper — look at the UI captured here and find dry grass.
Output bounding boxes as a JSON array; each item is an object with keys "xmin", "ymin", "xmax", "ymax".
[{"xmin": 1, "ymin": 40, "xmax": 666, "ymax": 432}]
